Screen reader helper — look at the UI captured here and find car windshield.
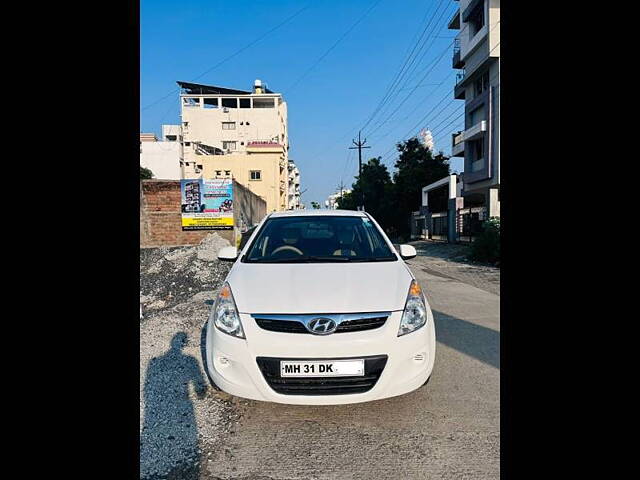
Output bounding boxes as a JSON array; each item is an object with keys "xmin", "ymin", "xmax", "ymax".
[{"xmin": 243, "ymin": 215, "xmax": 397, "ymax": 263}]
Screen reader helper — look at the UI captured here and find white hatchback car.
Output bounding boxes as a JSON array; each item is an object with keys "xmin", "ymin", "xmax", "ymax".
[{"xmin": 204, "ymin": 210, "xmax": 435, "ymax": 405}]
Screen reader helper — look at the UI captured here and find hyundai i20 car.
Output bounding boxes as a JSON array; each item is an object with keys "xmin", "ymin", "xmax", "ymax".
[{"xmin": 204, "ymin": 209, "xmax": 435, "ymax": 405}]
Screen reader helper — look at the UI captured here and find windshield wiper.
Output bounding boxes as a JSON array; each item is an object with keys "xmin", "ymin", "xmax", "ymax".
[
  {"xmin": 256, "ymin": 256, "xmax": 351, "ymax": 263},
  {"xmin": 349, "ymin": 256, "xmax": 397, "ymax": 262}
]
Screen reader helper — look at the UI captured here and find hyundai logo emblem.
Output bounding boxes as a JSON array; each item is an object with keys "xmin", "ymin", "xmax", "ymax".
[{"xmin": 307, "ymin": 317, "xmax": 337, "ymax": 335}]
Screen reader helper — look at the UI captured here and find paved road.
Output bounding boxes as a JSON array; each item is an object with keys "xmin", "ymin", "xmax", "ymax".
[{"xmin": 201, "ymin": 255, "xmax": 500, "ymax": 480}]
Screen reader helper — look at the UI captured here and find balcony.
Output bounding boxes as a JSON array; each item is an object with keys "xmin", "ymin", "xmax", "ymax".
[
  {"xmin": 452, "ymin": 38, "xmax": 464, "ymax": 69},
  {"xmin": 464, "ymin": 120, "xmax": 487, "ymax": 141},
  {"xmin": 246, "ymin": 140, "xmax": 284, "ymax": 154},
  {"xmin": 454, "ymin": 71, "xmax": 466, "ymax": 99},
  {"xmin": 451, "ymin": 131, "xmax": 465, "ymax": 157}
]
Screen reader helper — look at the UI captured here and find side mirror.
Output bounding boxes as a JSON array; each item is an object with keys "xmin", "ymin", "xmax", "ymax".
[
  {"xmin": 217, "ymin": 246, "xmax": 238, "ymax": 262},
  {"xmin": 399, "ymin": 244, "xmax": 417, "ymax": 260}
]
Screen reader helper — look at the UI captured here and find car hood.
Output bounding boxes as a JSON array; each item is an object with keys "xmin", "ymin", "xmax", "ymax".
[{"xmin": 227, "ymin": 261, "xmax": 413, "ymax": 314}]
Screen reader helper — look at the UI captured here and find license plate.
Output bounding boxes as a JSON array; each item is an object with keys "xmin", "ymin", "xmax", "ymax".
[{"xmin": 280, "ymin": 359, "xmax": 365, "ymax": 377}]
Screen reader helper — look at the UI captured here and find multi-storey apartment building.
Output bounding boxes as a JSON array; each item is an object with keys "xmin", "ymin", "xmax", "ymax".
[
  {"xmin": 287, "ymin": 161, "xmax": 302, "ymax": 210},
  {"xmin": 449, "ymin": 0, "xmax": 500, "ymax": 218},
  {"xmin": 177, "ymin": 79, "xmax": 291, "ymax": 212},
  {"xmin": 326, "ymin": 189, "xmax": 351, "ymax": 210}
]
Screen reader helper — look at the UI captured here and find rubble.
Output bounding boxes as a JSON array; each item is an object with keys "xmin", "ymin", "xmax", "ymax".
[{"xmin": 139, "ymin": 233, "xmax": 238, "ymax": 479}]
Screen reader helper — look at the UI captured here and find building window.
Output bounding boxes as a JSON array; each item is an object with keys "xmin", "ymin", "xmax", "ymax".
[
  {"xmin": 222, "ymin": 141, "xmax": 236, "ymax": 151},
  {"xmin": 246, "ymin": 121, "xmax": 250, "ymax": 126},
  {"xmin": 185, "ymin": 142, "xmax": 191, "ymax": 146},
  {"xmin": 225, "ymin": 170, "xmax": 231, "ymax": 176},
  {"xmin": 468, "ymin": 137, "xmax": 485, "ymax": 172},
  {"xmin": 250, "ymin": 170, "xmax": 262, "ymax": 181},
  {"xmin": 469, "ymin": 105, "xmax": 485, "ymax": 125},
  {"xmin": 239, "ymin": 98, "xmax": 251, "ymax": 108},
  {"xmin": 182, "ymin": 97, "xmax": 200, "ymax": 107},
  {"xmin": 216, "ymin": 170, "xmax": 222, "ymax": 176},
  {"xmin": 204, "ymin": 98, "xmax": 219, "ymax": 109},
  {"xmin": 474, "ymin": 71, "xmax": 490, "ymax": 97},
  {"xmin": 253, "ymin": 98, "xmax": 275, "ymax": 109},
  {"xmin": 222, "ymin": 122, "xmax": 236, "ymax": 130},
  {"xmin": 165, "ymin": 135, "xmax": 177, "ymax": 141},
  {"xmin": 221, "ymin": 98, "xmax": 238, "ymax": 109},
  {"xmin": 468, "ymin": 2, "xmax": 485, "ymax": 37}
]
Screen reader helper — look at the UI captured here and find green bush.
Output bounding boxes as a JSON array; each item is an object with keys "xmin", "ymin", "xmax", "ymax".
[
  {"xmin": 470, "ymin": 217, "xmax": 500, "ymax": 265},
  {"xmin": 140, "ymin": 165, "xmax": 154, "ymax": 179}
]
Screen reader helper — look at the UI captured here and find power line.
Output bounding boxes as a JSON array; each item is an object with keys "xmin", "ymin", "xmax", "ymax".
[
  {"xmin": 367, "ymin": 71, "xmax": 456, "ymax": 146},
  {"xmin": 364, "ymin": 38, "xmax": 455, "ymax": 139},
  {"xmin": 330, "ymin": 0, "xmax": 451, "ymax": 191},
  {"xmin": 141, "ymin": 2, "xmax": 313, "ymax": 112},
  {"xmin": 367, "ymin": 3, "xmax": 455, "ymax": 128},
  {"xmin": 286, "ymin": 0, "xmax": 384, "ymax": 94},
  {"xmin": 383, "ymin": 87, "xmax": 500, "ymax": 165},
  {"xmin": 359, "ymin": 0, "xmax": 448, "ymax": 133}
]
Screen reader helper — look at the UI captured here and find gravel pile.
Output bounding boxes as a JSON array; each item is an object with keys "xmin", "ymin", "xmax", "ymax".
[
  {"xmin": 140, "ymin": 233, "xmax": 232, "ymax": 315},
  {"xmin": 140, "ymin": 233, "xmax": 242, "ymax": 480}
]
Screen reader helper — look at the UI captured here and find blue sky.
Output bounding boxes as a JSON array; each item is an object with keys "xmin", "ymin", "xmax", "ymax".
[{"xmin": 141, "ymin": 0, "xmax": 464, "ymax": 207}]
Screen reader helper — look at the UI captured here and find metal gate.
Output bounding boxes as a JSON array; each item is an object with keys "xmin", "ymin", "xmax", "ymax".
[
  {"xmin": 457, "ymin": 206, "xmax": 486, "ymax": 243},
  {"xmin": 429, "ymin": 213, "xmax": 448, "ymax": 241}
]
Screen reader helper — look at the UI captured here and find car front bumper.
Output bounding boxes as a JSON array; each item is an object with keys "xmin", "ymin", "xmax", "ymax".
[{"xmin": 204, "ymin": 309, "xmax": 436, "ymax": 405}]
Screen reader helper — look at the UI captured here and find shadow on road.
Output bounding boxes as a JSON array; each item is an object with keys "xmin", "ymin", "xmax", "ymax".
[
  {"xmin": 433, "ymin": 310, "xmax": 500, "ymax": 369},
  {"xmin": 140, "ymin": 332, "xmax": 207, "ymax": 480}
]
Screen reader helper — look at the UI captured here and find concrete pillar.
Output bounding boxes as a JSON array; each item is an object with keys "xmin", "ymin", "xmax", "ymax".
[
  {"xmin": 447, "ymin": 199, "xmax": 457, "ymax": 243},
  {"xmin": 447, "ymin": 174, "xmax": 459, "ymax": 243},
  {"xmin": 488, "ymin": 187, "xmax": 500, "ymax": 218}
]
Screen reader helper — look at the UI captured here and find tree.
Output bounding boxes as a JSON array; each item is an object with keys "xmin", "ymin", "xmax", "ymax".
[
  {"xmin": 337, "ymin": 157, "xmax": 395, "ymax": 233},
  {"xmin": 140, "ymin": 165, "xmax": 154, "ymax": 179},
  {"xmin": 390, "ymin": 138, "xmax": 450, "ymax": 238},
  {"xmin": 310, "ymin": 201, "xmax": 321, "ymax": 209}
]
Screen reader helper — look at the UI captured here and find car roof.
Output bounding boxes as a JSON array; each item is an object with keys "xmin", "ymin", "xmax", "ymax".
[{"xmin": 268, "ymin": 209, "xmax": 368, "ymax": 219}]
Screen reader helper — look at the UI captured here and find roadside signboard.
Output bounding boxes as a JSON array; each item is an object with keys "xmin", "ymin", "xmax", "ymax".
[{"xmin": 180, "ymin": 178, "xmax": 233, "ymax": 230}]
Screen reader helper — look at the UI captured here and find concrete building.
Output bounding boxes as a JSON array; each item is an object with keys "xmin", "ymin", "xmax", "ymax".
[
  {"xmin": 411, "ymin": 174, "xmax": 463, "ymax": 241},
  {"xmin": 449, "ymin": 0, "xmax": 500, "ymax": 217},
  {"xmin": 287, "ymin": 161, "xmax": 302, "ymax": 210},
  {"xmin": 162, "ymin": 124, "xmax": 181, "ymax": 141},
  {"xmin": 201, "ymin": 142, "xmax": 287, "ymax": 213},
  {"xmin": 176, "ymin": 79, "xmax": 290, "ymax": 211},
  {"xmin": 325, "ymin": 189, "xmax": 351, "ymax": 209},
  {"xmin": 140, "ymin": 133, "xmax": 158, "ymax": 143},
  {"xmin": 139, "ymin": 131, "xmax": 181, "ymax": 180}
]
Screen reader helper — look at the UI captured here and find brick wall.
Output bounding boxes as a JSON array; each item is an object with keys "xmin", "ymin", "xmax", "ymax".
[{"xmin": 140, "ymin": 179, "xmax": 266, "ymax": 247}]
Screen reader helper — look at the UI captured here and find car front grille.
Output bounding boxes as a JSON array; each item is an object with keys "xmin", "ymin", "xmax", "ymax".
[
  {"xmin": 253, "ymin": 314, "xmax": 389, "ymax": 334},
  {"xmin": 254, "ymin": 318, "xmax": 309, "ymax": 334},
  {"xmin": 256, "ymin": 355, "xmax": 388, "ymax": 396}
]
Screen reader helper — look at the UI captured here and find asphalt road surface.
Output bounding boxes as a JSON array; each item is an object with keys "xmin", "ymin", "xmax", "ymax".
[{"xmin": 201, "ymin": 254, "xmax": 500, "ymax": 480}]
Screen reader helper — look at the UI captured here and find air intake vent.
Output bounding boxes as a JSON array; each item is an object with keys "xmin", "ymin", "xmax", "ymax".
[{"xmin": 253, "ymin": 314, "xmax": 389, "ymax": 334}]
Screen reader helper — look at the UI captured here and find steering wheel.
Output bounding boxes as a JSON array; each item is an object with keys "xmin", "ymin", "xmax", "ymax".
[{"xmin": 271, "ymin": 245, "xmax": 304, "ymax": 256}]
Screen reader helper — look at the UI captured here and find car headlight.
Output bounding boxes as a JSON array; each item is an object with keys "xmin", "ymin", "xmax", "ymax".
[
  {"xmin": 398, "ymin": 280, "xmax": 427, "ymax": 336},
  {"xmin": 211, "ymin": 283, "xmax": 245, "ymax": 339}
]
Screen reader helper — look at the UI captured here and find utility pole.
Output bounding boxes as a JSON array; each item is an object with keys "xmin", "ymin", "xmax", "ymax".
[
  {"xmin": 337, "ymin": 180, "xmax": 346, "ymax": 201},
  {"xmin": 349, "ymin": 131, "xmax": 370, "ymax": 210}
]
